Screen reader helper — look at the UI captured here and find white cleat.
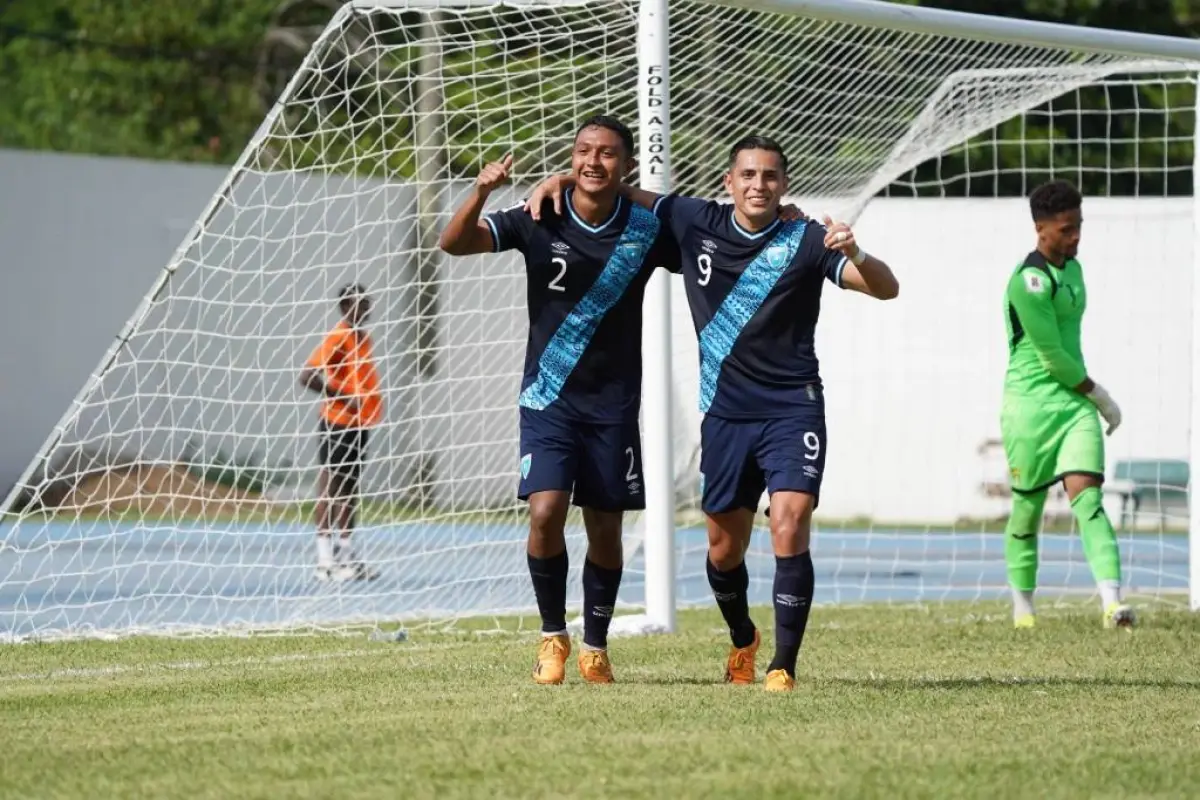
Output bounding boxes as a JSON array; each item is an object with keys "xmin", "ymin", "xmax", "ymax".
[
  {"xmin": 315, "ymin": 564, "xmax": 336, "ymax": 582},
  {"xmin": 334, "ymin": 562, "xmax": 381, "ymax": 582},
  {"xmin": 1104, "ymin": 603, "xmax": 1136, "ymax": 630}
]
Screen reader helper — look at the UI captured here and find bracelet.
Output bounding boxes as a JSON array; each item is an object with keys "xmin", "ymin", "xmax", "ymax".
[{"xmin": 851, "ymin": 247, "xmax": 868, "ymax": 267}]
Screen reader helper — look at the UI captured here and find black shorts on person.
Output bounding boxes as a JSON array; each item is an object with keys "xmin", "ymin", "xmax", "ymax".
[{"xmin": 318, "ymin": 420, "xmax": 369, "ymax": 493}]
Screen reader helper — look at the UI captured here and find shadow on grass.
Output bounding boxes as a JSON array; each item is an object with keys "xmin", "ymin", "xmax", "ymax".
[
  {"xmin": 633, "ymin": 676, "xmax": 729, "ymax": 687},
  {"xmin": 826, "ymin": 676, "xmax": 1200, "ymax": 691}
]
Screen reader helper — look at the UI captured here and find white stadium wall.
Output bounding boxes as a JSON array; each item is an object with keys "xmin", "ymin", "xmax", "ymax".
[
  {"xmin": 0, "ymin": 149, "xmax": 1190, "ymax": 526},
  {"xmin": 777, "ymin": 195, "xmax": 1192, "ymax": 525}
]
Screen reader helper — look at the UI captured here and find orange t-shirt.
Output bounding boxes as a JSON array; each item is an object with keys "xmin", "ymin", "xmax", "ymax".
[{"xmin": 306, "ymin": 321, "xmax": 382, "ymax": 429}]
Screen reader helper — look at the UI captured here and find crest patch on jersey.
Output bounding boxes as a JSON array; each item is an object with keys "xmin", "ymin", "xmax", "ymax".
[
  {"xmin": 766, "ymin": 244, "xmax": 789, "ymax": 269},
  {"xmin": 1023, "ymin": 271, "xmax": 1046, "ymax": 294}
]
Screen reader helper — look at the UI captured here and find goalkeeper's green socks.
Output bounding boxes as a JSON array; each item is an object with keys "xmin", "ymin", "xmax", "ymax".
[
  {"xmin": 1005, "ymin": 490, "xmax": 1043, "ymax": 619},
  {"xmin": 1070, "ymin": 486, "xmax": 1123, "ymax": 608}
]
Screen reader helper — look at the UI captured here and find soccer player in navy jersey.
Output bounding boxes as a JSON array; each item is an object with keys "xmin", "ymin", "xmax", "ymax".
[
  {"xmin": 527, "ymin": 135, "xmax": 898, "ymax": 691},
  {"xmin": 438, "ymin": 116, "xmax": 680, "ymax": 685}
]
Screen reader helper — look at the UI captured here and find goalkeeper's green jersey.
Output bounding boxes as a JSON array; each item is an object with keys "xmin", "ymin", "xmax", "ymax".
[{"xmin": 1002, "ymin": 251, "xmax": 1090, "ymax": 411}]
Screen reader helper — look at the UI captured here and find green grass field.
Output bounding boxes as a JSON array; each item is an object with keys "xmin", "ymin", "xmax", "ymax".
[{"xmin": 3, "ymin": 603, "xmax": 1199, "ymax": 799}]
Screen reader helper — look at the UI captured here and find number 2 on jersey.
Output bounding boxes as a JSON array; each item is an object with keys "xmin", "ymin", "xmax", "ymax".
[
  {"xmin": 548, "ymin": 257, "xmax": 568, "ymax": 292},
  {"xmin": 697, "ymin": 253, "xmax": 712, "ymax": 286},
  {"xmin": 624, "ymin": 446, "xmax": 639, "ymax": 482}
]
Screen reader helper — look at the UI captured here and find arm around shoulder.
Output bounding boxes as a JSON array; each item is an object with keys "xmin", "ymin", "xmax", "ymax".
[{"xmin": 618, "ymin": 183, "xmax": 664, "ymax": 213}]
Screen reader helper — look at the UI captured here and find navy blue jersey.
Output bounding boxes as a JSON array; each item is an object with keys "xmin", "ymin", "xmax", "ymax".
[
  {"xmin": 486, "ymin": 190, "xmax": 680, "ymax": 423},
  {"xmin": 656, "ymin": 195, "xmax": 847, "ymax": 420}
]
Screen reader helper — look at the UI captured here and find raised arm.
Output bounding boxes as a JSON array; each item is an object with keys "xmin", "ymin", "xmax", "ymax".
[
  {"xmin": 822, "ymin": 215, "xmax": 899, "ymax": 300},
  {"xmin": 438, "ymin": 154, "xmax": 513, "ymax": 256}
]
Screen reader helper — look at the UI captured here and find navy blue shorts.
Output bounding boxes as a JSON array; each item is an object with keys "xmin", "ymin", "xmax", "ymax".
[
  {"xmin": 517, "ymin": 407, "xmax": 645, "ymax": 512},
  {"xmin": 699, "ymin": 412, "xmax": 827, "ymax": 514}
]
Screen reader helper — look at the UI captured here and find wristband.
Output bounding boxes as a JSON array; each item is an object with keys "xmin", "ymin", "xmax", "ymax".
[{"xmin": 850, "ymin": 247, "xmax": 867, "ymax": 267}]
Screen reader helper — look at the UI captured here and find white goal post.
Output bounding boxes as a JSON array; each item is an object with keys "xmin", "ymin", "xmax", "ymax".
[{"xmin": 3, "ymin": 0, "xmax": 1200, "ymax": 641}]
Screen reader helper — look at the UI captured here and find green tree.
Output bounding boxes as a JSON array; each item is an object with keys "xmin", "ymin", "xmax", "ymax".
[
  {"xmin": 0, "ymin": 0, "xmax": 278, "ymax": 162},
  {"xmin": 889, "ymin": 0, "xmax": 1200, "ymax": 197},
  {"xmin": 1, "ymin": 0, "xmax": 1197, "ymax": 196}
]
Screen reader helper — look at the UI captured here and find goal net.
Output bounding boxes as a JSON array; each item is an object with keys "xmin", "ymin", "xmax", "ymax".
[{"xmin": 2, "ymin": 0, "xmax": 1196, "ymax": 640}]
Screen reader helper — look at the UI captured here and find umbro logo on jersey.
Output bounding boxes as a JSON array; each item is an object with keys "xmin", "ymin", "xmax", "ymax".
[
  {"xmin": 551, "ymin": 241, "xmax": 570, "ymax": 253},
  {"xmin": 701, "ymin": 239, "xmax": 718, "ymax": 254}
]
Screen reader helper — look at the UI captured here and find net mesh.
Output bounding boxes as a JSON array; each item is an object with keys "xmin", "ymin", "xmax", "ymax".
[{"xmin": 1, "ymin": 0, "xmax": 1194, "ymax": 640}]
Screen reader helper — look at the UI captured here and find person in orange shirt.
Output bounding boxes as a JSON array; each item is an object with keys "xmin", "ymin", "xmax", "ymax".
[{"xmin": 299, "ymin": 283, "xmax": 383, "ymax": 581}]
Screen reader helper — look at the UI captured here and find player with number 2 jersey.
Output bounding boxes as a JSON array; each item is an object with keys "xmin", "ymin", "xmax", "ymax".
[{"xmin": 439, "ymin": 116, "xmax": 679, "ymax": 687}]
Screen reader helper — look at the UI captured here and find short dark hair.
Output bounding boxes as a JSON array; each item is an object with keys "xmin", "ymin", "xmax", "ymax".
[
  {"xmin": 576, "ymin": 115, "xmax": 635, "ymax": 157},
  {"xmin": 728, "ymin": 135, "xmax": 789, "ymax": 174},
  {"xmin": 1029, "ymin": 179, "xmax": 1081, "ymax": 222},
  {"xmin": 337, "ymin": 282, "xmax": 368, "ymax": 304}
]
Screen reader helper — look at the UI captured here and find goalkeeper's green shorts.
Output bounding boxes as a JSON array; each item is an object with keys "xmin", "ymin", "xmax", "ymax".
[{"xmin": 1001, "ymin": 402, "xmax": 1104, "ymax": 494}]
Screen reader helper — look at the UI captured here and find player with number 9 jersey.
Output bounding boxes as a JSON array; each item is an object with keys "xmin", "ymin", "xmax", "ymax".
[
  {"xmin": 659, "ymin": 192, "xmax": 845, "ymax": 511},
  {"xmin": 660, "ymin": 138, "xmax": 897, "ymax": 692},
  {"xmin": 438, "ymin": 116, "xmax": 679, "ymax": 687},
  {"xmin": 521, "ymin": 135, "xmax": 899, "ymax": 692}
]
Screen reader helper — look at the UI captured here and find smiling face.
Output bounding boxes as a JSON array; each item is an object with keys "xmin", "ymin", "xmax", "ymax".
[
  {"xmin": 570, "ymin": 124, "xmax": 634, "ymax": 196},
  {"xmin": 724, "ymin": 147, "xmax": 787, "ymax": 226}
]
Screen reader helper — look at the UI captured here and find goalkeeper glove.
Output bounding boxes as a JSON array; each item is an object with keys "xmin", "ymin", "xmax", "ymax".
[{"xmin": 1086, "ymin": 383, "xmax": 1122, "ymax": 435}]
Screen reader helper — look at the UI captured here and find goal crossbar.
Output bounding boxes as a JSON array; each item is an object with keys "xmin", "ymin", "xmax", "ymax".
[{"xmin": 348, "ymin": 0, "xmax": 1200, "ymax": 62}]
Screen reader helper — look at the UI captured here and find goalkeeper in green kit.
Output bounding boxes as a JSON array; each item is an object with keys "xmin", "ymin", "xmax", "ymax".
[{"xmin": 1001, "ymin": 179, "xmax": 1135, "ymax": 630}]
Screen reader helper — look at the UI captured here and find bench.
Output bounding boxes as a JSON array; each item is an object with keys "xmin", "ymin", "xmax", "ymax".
[{"xmin": 1108, "ymin": 459, "xmax": 1190, "ymax": 529}]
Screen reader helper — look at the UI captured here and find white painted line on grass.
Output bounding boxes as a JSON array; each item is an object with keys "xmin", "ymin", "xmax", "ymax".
[{"xmin": 0, "ymin": 639, "xmax": 481, "ymax": 684}]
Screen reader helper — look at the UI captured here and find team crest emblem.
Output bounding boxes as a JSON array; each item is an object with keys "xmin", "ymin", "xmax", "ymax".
[
  {"xmin": 520, "ymin": 453, "xmax": 532, "ymax": 480},
  {"xmin": 1023, "ymin": 272, "xmax": 1045, "ymax": 293},
  {"xmin": 766, "ymin": 244, "xmax": 788, "ymax": 269}
]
